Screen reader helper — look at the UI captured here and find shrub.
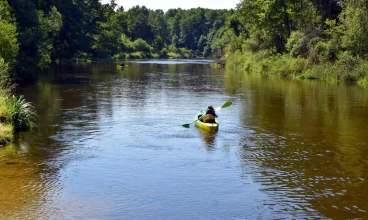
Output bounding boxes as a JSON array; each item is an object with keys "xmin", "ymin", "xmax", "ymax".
[
  {"xmin": 178, "ymin": 48, "xmax": 191, "ymax": 58},
  {"xmin": 121, "ymin": 34, "xmax": 134, "ymax": 52},
  {"xmin": 307, "ymin": 37, "xmax": 322, "ymax": 64},
  {"xmin": 313, "ymin": 38, "xmax": 340, "ymax": 62},
  {"xmin": 160, "ymin": 48, "xmax": 168, "ymax": 58},
  {"xmin": 203, "ymin": 46, "xmax": 211, "ymax": 57},
  {"xmin": 111, "ymin": 53, "xmax": 124, "ymax": 60},
  {"xmin": 225, "ymin": 50, "xmax": 248, "ymax": 70},
  {"xmin": 356, "ymin": 62, "xmax": 368, "ymax": 82},
  {"xmin": 7, "ymin": 95, "xmax": 36, "ymax": 131},
  {"xmin": 167, "ymin": 52, "xmax": 180, "ymax": 59},
  {"xmin": 0, "ymin": 90, "xmax": 11, "ymax": 145},
  {"xmin": 286, "ymin": 31, "xmax": 308, "ymax": 58},
  {"xmin": 243, "ymin": 31, "xmax": 265, "ymax": 52},
  {"xmin": 0, "ymin": 89, "xmax": 11, "ymax": 122},
  {"xmin": 132, "ymin": 39, "xmax": 153, "ymax": 53},
  {"xmin": 346, "ymin": 61, "xmax": 368, "ymax": 83},
  {"xmin": 338, "ymin": 51, "xmax": 359, "ymax": 70},
  {"xmin": 302, "ymin": 62, "xmax": 344, "ymax": 82},
  {"xmin": 129, "ymin": 52, "xmax": 142, "ymax": 59},
  {"xmin": 150, "ymin": 53, "xmax": 159, "ymax": 59},
  {"xmin": 167, "ymin": 44, "xmax": 178, "ymax": 53},
  {"xmin": 0, "ymin": 58, "xmax": 11, "ymax": 89}
]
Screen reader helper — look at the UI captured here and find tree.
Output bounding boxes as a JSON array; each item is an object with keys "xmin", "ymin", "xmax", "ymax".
[
  {"xmin": 132, "ymin": 38, "xmax": 152, "ymax": 53},
  {"xmin": 37, "ymin": 7, "xmax": 62, "ymax": 69},
  {"xmin": 127, "ymin": 6, "xmax": 154, "ymax": 42},
  {"xmin": 0, "ymin": 0, "xmax": 18, "ymax": 68},
  {"xmin": 340, "ymin": 0, "xmax": 368, "ymax": 57},
  {"xmin": 237, "ymin": 0, "xmax": 292, "ymax": 52},
  {"xmin": 151, "ymin": 9, "xmax": 169, "ymax": 45},
  {"xmin": 92, "ymin": 4, "xmax": 129, "ymax": 58},
  {"xmin": 0, "ymin": 57, "xmax": 10, "ymax": 88}
]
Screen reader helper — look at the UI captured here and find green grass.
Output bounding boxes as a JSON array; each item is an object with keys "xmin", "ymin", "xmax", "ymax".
[
  {"xmin": 0, "ymin": 89, "xmax": 36, "ymax": 145},
  {"xmin": 0, "ymin": 89, "xmax": 12, "ymax": 145},
  {"xmin": 0, "ymin": 89, "xmax": 10, "ymax": 119},
  {"xmin": 1, "ymin": 58, "xmax": 36, "ymax": 145},
  {"xmin": 358, "ymin": 76, "xmax": 368, "ymax": 85},
  {"xmin": 0, "ymin": 123, "xmax": 13, "ymax": 146},
  {"xmin": 302, "ymin": 60, "xmax": 368, "ymax": 83},
  {"xmin": 225, "ymin": 51, "xmax": 368, "ymax": 84}
]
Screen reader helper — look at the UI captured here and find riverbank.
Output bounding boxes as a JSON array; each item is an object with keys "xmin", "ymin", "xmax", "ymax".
[
  {"xmin": 70, "ymin": 51, "xmax": 203, "ymax": 64},
  {"xmin": 0, "ymin": 122, "xmax": 13, "ymax": 146},
  {"xmin": 0, "ymin": 88, "xmax": 36, "ymax": 146},
  {"xmin": 225, "ymin": 51, "xmax": 368, "ymax": 85},
  {"xmin": 0, "ymin": 89, "xmax": 13, "ymax": 146}
]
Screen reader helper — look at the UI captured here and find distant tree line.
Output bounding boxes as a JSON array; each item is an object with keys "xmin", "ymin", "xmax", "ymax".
[
  {"xmin": 0, "ymin": 0, "xmax": 234, "ymax": 82},
  {"xmin": 1, "ymin": 0, "xmax": 367, "ymax": 83}
]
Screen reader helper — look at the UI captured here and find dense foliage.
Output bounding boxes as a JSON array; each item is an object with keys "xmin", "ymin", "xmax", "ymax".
[{"xmin": 225, "ymin": 0, "xmax": 368, "ymax": 83}]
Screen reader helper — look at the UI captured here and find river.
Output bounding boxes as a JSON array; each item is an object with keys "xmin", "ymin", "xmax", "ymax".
[{"xmin": 1, "ymin": 60, "xmax": 367, "ymax": 219}]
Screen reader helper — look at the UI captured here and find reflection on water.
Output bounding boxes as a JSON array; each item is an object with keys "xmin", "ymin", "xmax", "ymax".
[
  {"xmin": 197, "ymin": 128, "xmax": 218, "ymax": 146},
  {"xmin": 0, "ymin": 60, "xmax": 368, "ymax": 219},
  {"xmin": 129, "ymin": 59, "xmax": 214, "ymax": 65},
  {"xmin": 225, "ymin": 71, "xmax": 368, "ymax": 218}
]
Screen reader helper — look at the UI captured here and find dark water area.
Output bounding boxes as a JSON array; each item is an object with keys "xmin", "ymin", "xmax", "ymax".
[{"xmin": 1, "ymin": 60, "xmax": 368, "ymax": 219}]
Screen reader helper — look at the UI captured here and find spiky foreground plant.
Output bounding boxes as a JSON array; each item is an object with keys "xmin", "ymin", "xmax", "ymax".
[{"xmin": 8, "ymin": 95, "xmax": 36, "ymax": 131}]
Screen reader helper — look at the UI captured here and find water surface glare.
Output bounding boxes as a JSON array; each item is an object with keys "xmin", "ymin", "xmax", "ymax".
[{"xmin": 1, "ymin": 60, "xmax": 368, "ymax": 219}]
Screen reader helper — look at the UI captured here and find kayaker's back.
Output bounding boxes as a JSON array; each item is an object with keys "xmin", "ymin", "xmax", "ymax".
[{"xmin": 201, "ymin": 114, "xmax": 216, "ymax": 123}]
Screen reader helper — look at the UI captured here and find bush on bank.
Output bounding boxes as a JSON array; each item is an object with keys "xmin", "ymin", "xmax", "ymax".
[
  {"xmin": 0, "ymin": 91, "xmax": 36, "ymax": 146},
  {"xmin": 0, "ymin": 58, "xmax": 36, "ymax": 146}
]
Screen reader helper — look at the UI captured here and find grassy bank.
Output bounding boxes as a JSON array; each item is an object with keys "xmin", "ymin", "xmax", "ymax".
[
  {"xmin": 225, "ymin": 51, "xmax": 368, "ymax": 85},
  {"xmin": 0, "ymin": 123, "xmax": 13, "ymax": 146},
  {"xmin": 0, "ymin": 89, "xmax": 13, "ymax": 146},
  {"xmin": 0, "ymin": 89, "xmax": 36, "ymax": 146},
  {"xmin": 72, "ymin": 50, "xmax": 193, "ymax": 63}
]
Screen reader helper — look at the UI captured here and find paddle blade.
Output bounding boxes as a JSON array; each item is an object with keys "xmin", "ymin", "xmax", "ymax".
[
  {"xmin": 182, "ymin": 124, "xmax": 191, "ymax": 128},
  {"xmin": 221, "ymin": 101, "xmax": 232, "ymax": 109}
]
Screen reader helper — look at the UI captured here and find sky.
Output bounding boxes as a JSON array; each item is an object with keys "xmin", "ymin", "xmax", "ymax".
[{"xmin": 100, "ymin": 0, "xmax": 240, "ymax": 11}]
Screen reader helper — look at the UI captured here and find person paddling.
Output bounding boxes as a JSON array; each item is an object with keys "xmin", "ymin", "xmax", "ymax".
[
  {"xmin": 200, "ymin": 105, "xmax": 218, "ymax": 123},
  {"xmin": 181, "ymin": 101, "xmax": 232, "ymax": 128}
]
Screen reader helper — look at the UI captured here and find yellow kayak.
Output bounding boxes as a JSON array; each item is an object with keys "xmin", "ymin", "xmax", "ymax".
[{"xmin": 194, "ymin": 111, "xmax": 219, "ymax": 132}]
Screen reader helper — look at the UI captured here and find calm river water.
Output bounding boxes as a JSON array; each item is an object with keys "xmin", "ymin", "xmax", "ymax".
[{"xmin": 1, "ymin": 60, "xmax": 368, "ymax": 219}]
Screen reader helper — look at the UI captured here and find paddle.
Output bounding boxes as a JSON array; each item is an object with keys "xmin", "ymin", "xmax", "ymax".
[{"xmin": 181, "ymin": 101, "xmax": 232, "ymax": 128}]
